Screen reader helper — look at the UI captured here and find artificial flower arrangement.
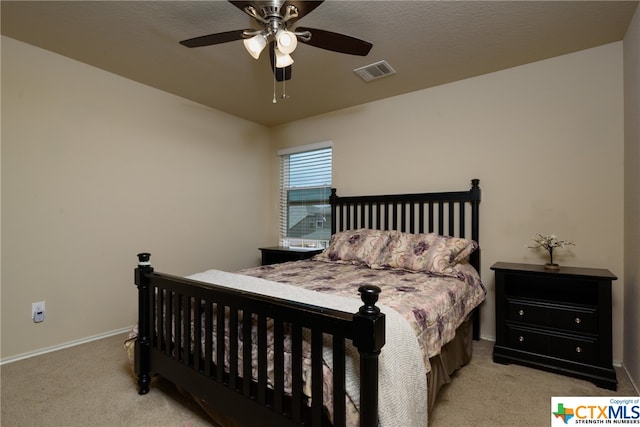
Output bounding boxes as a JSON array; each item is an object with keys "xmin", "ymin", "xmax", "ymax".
[{"xmin": 529, "ymin": 233, "xmax": 575, "ymax": 269}]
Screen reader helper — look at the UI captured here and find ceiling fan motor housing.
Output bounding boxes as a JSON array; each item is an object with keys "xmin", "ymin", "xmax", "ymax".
[{"xmin": 244, "ymin": 1, "xmax": 299, "ymax": 35}]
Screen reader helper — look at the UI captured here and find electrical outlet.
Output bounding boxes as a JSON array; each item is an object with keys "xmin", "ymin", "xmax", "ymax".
[{"xmin": 32, "ymin": 301, "xmax": 45, "ymax": 323}]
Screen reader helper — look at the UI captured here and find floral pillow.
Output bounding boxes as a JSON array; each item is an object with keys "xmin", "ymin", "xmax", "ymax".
[
  {"xmin": 314, "ymin": 228, "xmax": 392, "ymax": 266},
  {"xmin": 370, "ymin": 231, "xmax": 478, "ymax": 276}
]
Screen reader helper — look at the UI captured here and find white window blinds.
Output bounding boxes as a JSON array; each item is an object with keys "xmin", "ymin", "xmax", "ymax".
[{"xmin": 279, "ymin": 143, "xmax": 332, "ymax": 248}]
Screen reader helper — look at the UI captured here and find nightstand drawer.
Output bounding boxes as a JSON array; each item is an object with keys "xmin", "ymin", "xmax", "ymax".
[
  {"xmin": 506, "ymin": 325, "xmax": 598, "ymax": 364},
  {"xmin": 506, "ymin": 325, "xmax": 548, "ymax": 352},
  {"xmin": 551, "ymin": 335, "xmax": 598, "ymax": 364},
  {"xmin": 506, "ymin": 299, "xmax": 597, "ymax": 334}
]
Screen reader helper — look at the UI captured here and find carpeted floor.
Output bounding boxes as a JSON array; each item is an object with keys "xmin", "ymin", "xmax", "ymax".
[
  {"xmin": 1, "ymin": 333, "xmax": 636, "ymax": 426},
  {"xmin": 429, "ymin": 339, "xmax": 637, "ymax": 426}
]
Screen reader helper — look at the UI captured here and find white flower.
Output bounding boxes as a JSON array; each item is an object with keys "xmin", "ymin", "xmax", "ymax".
[
  {"xmin": 530, "ymin": 233, "xmax": 575, "ymax": 251},
  {"xmin": 529, "ymin": 233, "xmax": 575, "ymax": 264}
]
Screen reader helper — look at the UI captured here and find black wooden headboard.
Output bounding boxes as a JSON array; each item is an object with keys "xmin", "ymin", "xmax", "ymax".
[
  {"xmin": 329, "ymin": 179, "xmax": 481, "ymax": 271},
  {"xmin": 329, "ymin": 179, "xmax": 482, "ymax": 340}
]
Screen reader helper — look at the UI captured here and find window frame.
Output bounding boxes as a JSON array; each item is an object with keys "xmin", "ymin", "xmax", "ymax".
[{"xmin": 278, "ymin": 141, "xmax": 333, "ymax": 249}]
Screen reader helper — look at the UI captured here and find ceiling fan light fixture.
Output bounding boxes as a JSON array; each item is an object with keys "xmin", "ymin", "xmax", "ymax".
[
  {"xmin": 243, "ymin": 34, "xmax": 267, "ymax": 59},
  {"xmin": 275, "ymin": 29, "xmax": 297, "ymax": 55},
  {"xmin": 274, "ymin": 48, "xmax": 294, "ymax": 68},
  {"xmin": 179, "ymin": 0, "xmax": 374, "ymax": 97}
]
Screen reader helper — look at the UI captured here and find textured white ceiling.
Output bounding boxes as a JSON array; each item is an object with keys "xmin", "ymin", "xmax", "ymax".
[{"xmin": 2, "ymin": 1, "xmax": 638, "ymax": 126}]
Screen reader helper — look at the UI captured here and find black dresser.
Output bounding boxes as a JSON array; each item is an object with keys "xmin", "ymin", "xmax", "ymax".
[{"xmin": 491, "ymin": 262, "xmax": 617, "ymax": 390}]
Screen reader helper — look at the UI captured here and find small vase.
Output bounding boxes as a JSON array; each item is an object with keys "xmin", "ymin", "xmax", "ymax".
[{"xmin": 544, "ymin": 263, "xmax": 560, "ymax": 271}]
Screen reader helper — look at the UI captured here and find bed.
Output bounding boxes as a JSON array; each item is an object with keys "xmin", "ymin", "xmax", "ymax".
[{"xmin": 129, "ymin": 179, "xmax": 484, "ymax": 427}]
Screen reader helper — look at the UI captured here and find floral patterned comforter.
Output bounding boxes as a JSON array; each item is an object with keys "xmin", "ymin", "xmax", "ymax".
[{"xmin": 237, "ymin": 258, "xmax": 486, "ymax": 373}]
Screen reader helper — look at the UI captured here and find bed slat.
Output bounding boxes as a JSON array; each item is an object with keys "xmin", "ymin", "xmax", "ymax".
[
  {"xmin": 194, "ymin": 298, "xmax": 202, "ymax": 372},
  {"xmin": 204, "ymin": 301, "xmax": 213, "ymax": 378},
  {"xmin": 290, "ymin": 325, "xmax": 303, "ymax": 422},
  {"xmin": 273, "ymin": 320, "xmax": 285, "ymax": 413},
  {"xmin": 257, "ymin": 314, "xmax": 268, "ymax": 404},
  {"xmin": 175, "ymin": 295, "xmax": 183, "ymax": 362},
  {"xmin": 459, "ymin": 202, "xmax": 466, "ymax": 238},
  {"xmin": 448, "ymin": 202, "xmax": 455, "ymax": 236},
  {"xmin": 333, "ymin": 336, "xmax": 346, "ymax": 427},
  {"xmin": 216, "ymin": 303, "xmax": 225, "ymax": 381},
  {"xmin": 228, "ymin": 307, "xmax": 239, "ymax": 389},
  {"xmin": 311, "ymin": 329, "xmax": 324, "ymax": 425},
  {"xmin": 242, "ymin": 310, "xmax": 252, "ymax": 398},
  {"xmin": 182, "ymin": 296, "xmax": 190, "ymax": 364},
  {"xmin": 157, "ymin": 289, "xmax": 164, "ymax": 353}
]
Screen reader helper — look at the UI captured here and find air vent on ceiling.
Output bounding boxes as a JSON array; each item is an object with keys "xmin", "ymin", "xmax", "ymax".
[{"xmin": 353, "ymin": 60, "xmax": 396, "ymax": 82}]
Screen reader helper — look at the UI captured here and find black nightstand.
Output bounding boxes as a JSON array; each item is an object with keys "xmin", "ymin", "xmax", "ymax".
[
  {"xmin": 259, "ymin": 246, "xmax": 324, "ymax": 266},
  {"xmin": 491, "ymin": 262, "xmax": 618, "ymax": 390}
]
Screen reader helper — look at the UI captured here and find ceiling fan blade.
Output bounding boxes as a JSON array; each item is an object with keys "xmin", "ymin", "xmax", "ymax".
[
  {"xmin": 228, "ymin": 1, "xmax": 254, "ymax": 13},
  {"xmin": 180, "ymin": 29, "xmax": 247, "ymax": 48},
  {"xmin": 295, "ymin": 27, "xmax": 372, "ymax": 56},
  {"xmin": 269, "ymin": 42, "xmax": 292, "ymax": 82}
]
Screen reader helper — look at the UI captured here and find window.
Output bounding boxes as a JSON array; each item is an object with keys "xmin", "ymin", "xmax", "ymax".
[{"xmin": 278, "ymin": 142, "xmax": 332, "ymax": 249}]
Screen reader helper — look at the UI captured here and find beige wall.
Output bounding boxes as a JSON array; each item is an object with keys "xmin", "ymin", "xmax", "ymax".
[
  {"xmin": 2, "ymin": 32, "xmax": 634, "ymax": 383},
  {"xmin": 623, "ymin": 6, "xmax": 640, "ymax": 391},
  {"xmin": 270, "ymin": 43, "xmax": 626, "ymax": 363},
  {"xmin": 1, "ymin": 37, "xmax": 270, "ymax": 360}
]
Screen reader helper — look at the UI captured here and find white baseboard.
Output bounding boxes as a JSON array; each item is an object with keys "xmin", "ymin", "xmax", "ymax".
[
  {"xmin": 0, "ymin": 326, "xmax": 133, "ymax": 365},
  {"xmin": 621, "ymin": 363, "xmax": 640, "ymax": 395}
]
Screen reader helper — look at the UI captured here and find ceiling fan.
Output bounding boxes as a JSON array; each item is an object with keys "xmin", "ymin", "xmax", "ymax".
[{"xmin": 179, "ymin": 1, "xmax": 373, "ymax": 82}]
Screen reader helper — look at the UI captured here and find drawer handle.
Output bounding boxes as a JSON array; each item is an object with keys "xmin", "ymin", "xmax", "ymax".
[
  {"xmin": 518, "ymin": 336, "xmax": 525, "ymax": 343},
  {"xmin": 575, "ymin": 317, "xmax": 582, "ymax": 324},
  {"xmin": 518, "ymin": 309, "xmax": 525, "ymax": 316},
  {"xmin": 576, "ymin": 346, "xmax": 582, "ymax": 353}
]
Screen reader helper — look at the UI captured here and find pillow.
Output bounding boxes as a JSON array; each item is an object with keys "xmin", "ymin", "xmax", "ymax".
[
  {"xmin": 370, "ymin": 231, "xmax": 478, "ymax": 276},
  {"xmin": 314, "ymin": 228, "xmax": 392, "ymax": 266}
]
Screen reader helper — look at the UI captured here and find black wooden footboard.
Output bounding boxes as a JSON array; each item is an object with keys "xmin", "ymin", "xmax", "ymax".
[{"xmin": 134, "ymin": 253, "xmax": 385, "ymax": 427}]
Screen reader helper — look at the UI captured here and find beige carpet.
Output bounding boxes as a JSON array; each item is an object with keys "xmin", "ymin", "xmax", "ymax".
[
  {"xmin": 1, "ymin": 333, "xmax": 636, "ymax": 426},
  {"xmin": 429, "ymin": 339, "xmax": 637, "ymax": 426}
]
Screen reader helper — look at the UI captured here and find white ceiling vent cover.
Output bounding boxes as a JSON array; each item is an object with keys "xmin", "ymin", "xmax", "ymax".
[{"xmin": 354, "ymin": 60, "xmax": 396, "ymax": 82}]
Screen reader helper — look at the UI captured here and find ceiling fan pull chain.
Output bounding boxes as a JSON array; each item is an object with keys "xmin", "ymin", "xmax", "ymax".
[
  {"xmin": 272, "ymin": 77, "xmax": 277, "ymax": 104},
  {"xmin": 272, "ymin": 48, "xmax": 277, "ymax": 104}
]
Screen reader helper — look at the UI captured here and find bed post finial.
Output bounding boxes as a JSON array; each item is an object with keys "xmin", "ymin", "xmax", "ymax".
[
  {"xmin": 137, "ymin": 252, "xmax": 151, "ymax": 266},
  {"xmin": 358, "ymin": 285, "xmax": 381, "ymax": 315},
  {"xmin": 354, "ymin": 285, "xmax": 385, "ymax": 427},
  {"xmin": 330, "ymin": 188, "xmax": 338, "ymax": 235},
  {"xmin": 135, "ymin": 252, "xmax": 153, "ymax": 395},
  {"xmin": 330, "ymin": 187, "xmax": 337, "ymax": 197}
]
